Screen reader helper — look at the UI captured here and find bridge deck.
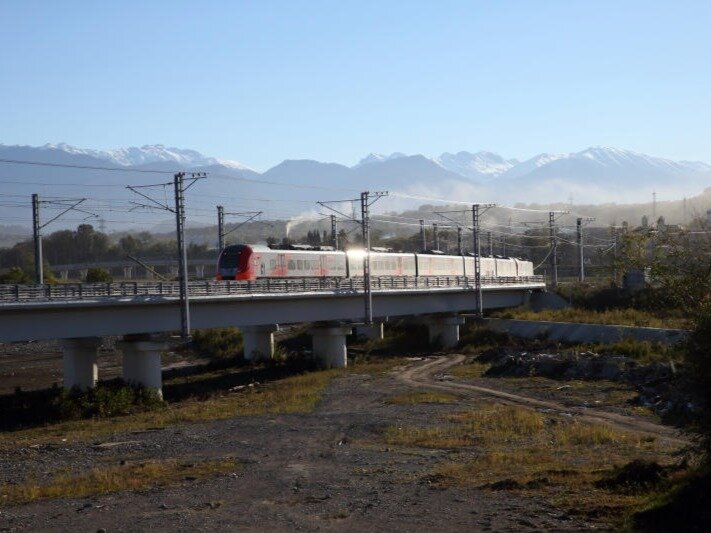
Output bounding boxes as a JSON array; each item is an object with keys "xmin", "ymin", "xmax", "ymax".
[{"xmin": 0, "ymin": 276, "xmax": 545, "ymax": 342}]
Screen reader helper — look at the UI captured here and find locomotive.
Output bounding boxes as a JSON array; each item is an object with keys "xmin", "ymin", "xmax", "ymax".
[{"xmin": 216, "ymin": 244, "xmax": 534, "ymax": 281}]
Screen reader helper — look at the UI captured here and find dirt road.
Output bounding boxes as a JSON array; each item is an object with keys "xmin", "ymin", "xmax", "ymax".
[
  {"xmin": 0, "ymin": 359, "xmax": 598, "ymax": 531},
  {"xmin": 398, "ymin": 355, "xmax": 687, "ymax": 444}
]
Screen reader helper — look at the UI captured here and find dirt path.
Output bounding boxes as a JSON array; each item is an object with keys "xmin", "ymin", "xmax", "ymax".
[
  {"xmin": 0, "ymin": 371, "xmax": 595, "ymax": 531},
  {"xmin": 397, "ymin": 355, "xmax": 687, "ymax": 445}
]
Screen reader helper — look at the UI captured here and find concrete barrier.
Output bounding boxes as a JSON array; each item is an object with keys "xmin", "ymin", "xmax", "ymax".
[{"xmin": 486, "ymin": 318, "xmax": 688, "ymax": 345}]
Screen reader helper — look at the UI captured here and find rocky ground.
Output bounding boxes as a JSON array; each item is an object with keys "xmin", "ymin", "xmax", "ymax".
[{"xmin": 0, "ymin": 340, "xmax": 688, "ymax": 531}]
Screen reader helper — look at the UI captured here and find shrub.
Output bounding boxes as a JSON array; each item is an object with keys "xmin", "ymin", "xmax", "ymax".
[
  {"xmin": 191, "ymin": 327, "xmax": 244, "ymax": 359},
  {"xmin": 85, "ymin": 267, "xmax": 113, "ymax": 283},
  {"xmin": 0, "ymin": 266, "xmax": 32, "ymax": 284}
]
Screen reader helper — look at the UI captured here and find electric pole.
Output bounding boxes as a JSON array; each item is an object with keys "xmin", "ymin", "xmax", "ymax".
[
  {"xmin": 31, "ymin": 194, "xmax": 91, "ymax": 285},
  {"xmin": 330, "ymin": 214, "xmax": 338, "ymax": 249},
  {"xmin": 472, "ymin": 205, "xmax": 482, "ymax": 317},
  {"xmin": 360, "ymin": 191, "xmax": 388, "ymax": 324},
  {"xmin": 420, "ymin": 219, "xmax": 426, "ymax": 251},
  {"xmin": 175, "ymin": 173, "xmax": 191, "ymax": 340},
  {"xmin": 217, "ymin": 205, "xmax": 225, "ymax": 251},
  {"xmin": 577, "ymin": 218, "xmax": 584, "ymax": 282},
  {"xmin": 128, "ymin": 173, "xmax": 205, "ymax": 341},
  {"xmin": 457, "ymin": 226, "xmax": 463, "ymax": 255},
  {"xmin": 433, "ymin": 223, "xmax": 439, "ymax": 251},
  {"xmin": 32, "ymin": 194, "xmax": 42, "ymax": 284},
  {"xmin": 549, "ymin": 211, "xmax": 558, "ymax": 288}
]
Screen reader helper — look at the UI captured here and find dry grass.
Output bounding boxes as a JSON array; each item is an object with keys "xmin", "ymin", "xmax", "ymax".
[
  {"xmin": 387, "ymin": 392, "xmax": 460, "ymax": 405},
  {"xmin": 382, "ymin": 402, "xmax": 678, "ymax": 525},
  {"xmin": 494, "ymin": 307, "xmax": 689, "ymax": 330},
  {"xmin": 2, "ymin": 369, "xmax": 343, "ymax": 448},
  {"xmin": 449, "ymin": 361, "xmax": 490, "ymax": 379},
  {"xmin": 0, "ymin": 457, "xmax": 239, "ymax": 506},
  {"xmin": 384, "ymin": 425, "xmax": 475, "ymax": 448}
]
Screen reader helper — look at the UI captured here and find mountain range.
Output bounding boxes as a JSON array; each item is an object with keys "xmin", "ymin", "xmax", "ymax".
[{"xmin": 0, "ymin": 142, "xmax": 709, "ymax": 236}]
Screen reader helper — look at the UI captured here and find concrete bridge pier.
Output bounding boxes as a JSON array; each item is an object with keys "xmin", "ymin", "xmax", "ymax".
[
  {"xmin": 195, "ymin": 265, "xmax": 205, "ymax": 278},
  {"xmin": 354, "ymin": 322, "xmax": 385, "ymax": 341},
  {"xmin": 117, "ymin": 335, "xmax": 166, "ymax": 398},
  {"xmin": 123, "ymin": 266, "xmax": 133, "ymax": 279},
  {"xmin": 241, "ymin": 324, "xmax": 279, "ymax": 361},
  {"xmin": 309, "ymin": 325, "xmax": 352, "ymax": 368},
  {"xmin": 426, "ymin": 315, "xmax": 465, "ymax": 348},
  {"xmin": 62, "ymin": 337, "xmax": 101, "ymax": 390},
  {"xmin": 60, "ymin": 270, "xmax": 69, "ymax": 281}
]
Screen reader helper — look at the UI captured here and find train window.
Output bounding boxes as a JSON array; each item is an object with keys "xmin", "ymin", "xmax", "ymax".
[
  {"xmin": 297, "ymin": 260, "xmax": 303, "ymax": 270},
  {"xmin": 270, "ymin": 259, "xmax": 276, "ymax": 269},
  {"xmin": 288, "ymin": 260, "xmax": 295, "ymax": 270}
]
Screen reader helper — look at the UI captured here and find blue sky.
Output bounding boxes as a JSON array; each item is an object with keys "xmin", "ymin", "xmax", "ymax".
[{"xmin": 1, "ymin": 0, "xmax": 710, "ymax": 170}]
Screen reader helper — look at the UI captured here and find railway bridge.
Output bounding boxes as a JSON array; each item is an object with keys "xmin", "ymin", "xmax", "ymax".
[{"xmin": 0, "ymin": 275, "xmax": 545, "ymax": 396}]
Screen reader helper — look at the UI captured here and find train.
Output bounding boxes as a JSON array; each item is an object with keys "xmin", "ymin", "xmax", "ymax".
[{"xmin": 216, "ymin": 244, "xmax": 535, "ymax": 281}]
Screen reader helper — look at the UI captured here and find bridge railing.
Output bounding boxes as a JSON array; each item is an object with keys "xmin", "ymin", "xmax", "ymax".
[{"xmin": 0, "ymin": 275, "xmax": 545, "ymax": 303}]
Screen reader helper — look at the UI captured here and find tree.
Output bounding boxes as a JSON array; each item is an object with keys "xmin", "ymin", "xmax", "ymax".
[{"xmin": 85, "ymin": 267, "xmax": 113, "ymax": 283}]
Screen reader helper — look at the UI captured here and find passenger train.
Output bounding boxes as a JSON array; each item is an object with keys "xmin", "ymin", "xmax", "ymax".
[{"xmin": 216, "ymin": 244, "xmax": 534, "ymax": 281}]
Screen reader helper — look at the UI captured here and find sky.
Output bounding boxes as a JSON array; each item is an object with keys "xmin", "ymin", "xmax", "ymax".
[{"xmin": 1, "ymin": 0, "xmax": 710, "ymax": 171}]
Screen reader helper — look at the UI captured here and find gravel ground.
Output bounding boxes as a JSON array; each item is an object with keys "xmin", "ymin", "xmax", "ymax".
[{"xmin": 0, "ymin": 371, "xmax": 595, "ymax": 531}]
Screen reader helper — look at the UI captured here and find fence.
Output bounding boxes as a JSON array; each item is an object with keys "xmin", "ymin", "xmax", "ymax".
[{"xmin": 0, "ymin": 275, "xmax": 545, "ymax": 303}]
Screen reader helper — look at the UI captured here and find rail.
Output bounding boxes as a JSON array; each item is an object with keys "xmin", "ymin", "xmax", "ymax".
[{"xmin": 0, "ymin": 276, "xmax": 545, "ymax": 304}]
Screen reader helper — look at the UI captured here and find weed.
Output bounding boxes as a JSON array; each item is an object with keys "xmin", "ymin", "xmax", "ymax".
[
  {"xmin": 387, "ymin": 392, "xmax": 459, "ymax": 405},
  {"xmin": 0, "ymin": 457, "xmax": 239, "ymax": 506}
]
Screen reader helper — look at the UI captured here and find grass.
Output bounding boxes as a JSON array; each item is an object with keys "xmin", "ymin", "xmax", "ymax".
[
  {"xmin": 1, "ymin": 369, "xmax": 343, "ymax": 448},
  {"xmin": 449, "ymin": 361, "xmax": 491, "ymax": 379},
  {"xmin": 493, "ymin": 307, "xmax": 690, "ymax": 330},
  {"xmin": 0, "ymin": 456, "xmax": 239, "ymax": 506},
  {"xmin": 387, "ymin": 391, "xmax": 460, "ymax": 405},
  {"xmin": 0, "ymin": 356, "xmax": 407, "ymax": 448},
  {"xmin": 382, "ymin": 402, "xmax": 678, "ymax": 524}
]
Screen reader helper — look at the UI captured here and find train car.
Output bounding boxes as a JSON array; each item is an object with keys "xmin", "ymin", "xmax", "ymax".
[
  {"xmin": 217, "ymin": 243, "xmax": 536, "ymax": 282},
  {"xmin": 416, "ymin": 253, "xmax": 465, "ymax": 277},
  {"xmin": 216, "ymin": 244, "xmax": 347, "ymax": 281},
  {"xmin": 346, "ymin": 250, "xmax": 417, "ymax": 277},
  {"xmin": 513, "ymin": 258, "xmax": 534, "ymax": 277}
]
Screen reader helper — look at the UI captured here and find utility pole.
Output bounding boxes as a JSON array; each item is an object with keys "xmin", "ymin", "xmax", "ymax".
[
  {"xmin": 457, "ymin": 226, "xmax": 463, "ymax": 255},
  {"xmin": 432, "ymin": 223, "xmax": 439, "ymax": 251},
  {"xmin": 360, "ymin": 191, "xmax": 388, "ymax": 324},
  {"xmin": 330, "ymin": 215, "xmax": 338, "ymax": 249},
  {"xmin": 32, "ymin": 194, "xmax": 42, "ymax": 284},
  {"xmin": 487, "ymin": 231, "xmax": 493, "ymax": 257},
  {"xmin": 128, "ymin": 173, "xmax": 205, "ymax": 341},
  {"xmin": 472, "ymin": 205, "xmax": 483, "ymax": 317},
  {"xmin": 549, "ymin": 211, "xmax": 558, "ymax": 288},
  {"xmin": 217, "ymin": 205, "xmax": 225, "ymax": 251},
  {"xmin": 31, "ymin": 194, "xmax": 90, "ymax": 285},
  {"xmin": 174, "ymin": 173, "xmax": 191, "ymax": 340},
  {"xmin": 577, "ymin": 218, "xmax": 584, "ymax": 282},
  {"xmin": 612, "ymin": 226, "xmax": 619, "ymax": 286},
  {"xmin": 419, "ymin": 219, "xmax": 426, "ymax": 251}
]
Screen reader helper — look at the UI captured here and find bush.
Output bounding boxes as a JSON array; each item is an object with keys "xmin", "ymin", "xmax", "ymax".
[
  {"xmin": 85, "ymin": 267, "xmax": 113, "ymax": 283},
  {"xmin": 0, "ymin": 381, "xmax": 163, "ymax": 431},
  {"xmin": 191, "ymin": 327, "xmax": 244, "ymax": 359},
  {"xmin": 0, "ymin": 266, "xmax": 32, "ymax": 284}
]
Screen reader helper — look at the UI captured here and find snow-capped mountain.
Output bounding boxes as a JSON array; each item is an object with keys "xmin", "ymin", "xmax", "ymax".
[
  {"xmin": 356, "ymin": 152, "xmax": 407, "ymax": 167},
  {"xmin": 0, "ymin": 142, "xmax": 708, "ymax": 221},
  {"xmin": 32, "ymin": 143, "xmax": 252, "ymax": 170},
  {"xmin": 434, "ymin": 151, "xmax": 518, "ymax": 179}
]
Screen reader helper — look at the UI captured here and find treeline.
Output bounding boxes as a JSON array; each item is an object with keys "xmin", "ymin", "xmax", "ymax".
[{"xmin": 0, "ymin": 224, "xmax": 214, "ymax": 274}]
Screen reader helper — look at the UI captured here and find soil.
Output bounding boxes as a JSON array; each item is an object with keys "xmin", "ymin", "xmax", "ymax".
[{"xmin": 0, "ymin": 348, "xmax": 686, "ymax": 531}]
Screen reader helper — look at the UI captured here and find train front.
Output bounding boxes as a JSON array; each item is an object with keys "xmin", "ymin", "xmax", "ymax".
[{"xmin": 216, "ymin": 244, "xmax": 254, "ymax": 280}]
